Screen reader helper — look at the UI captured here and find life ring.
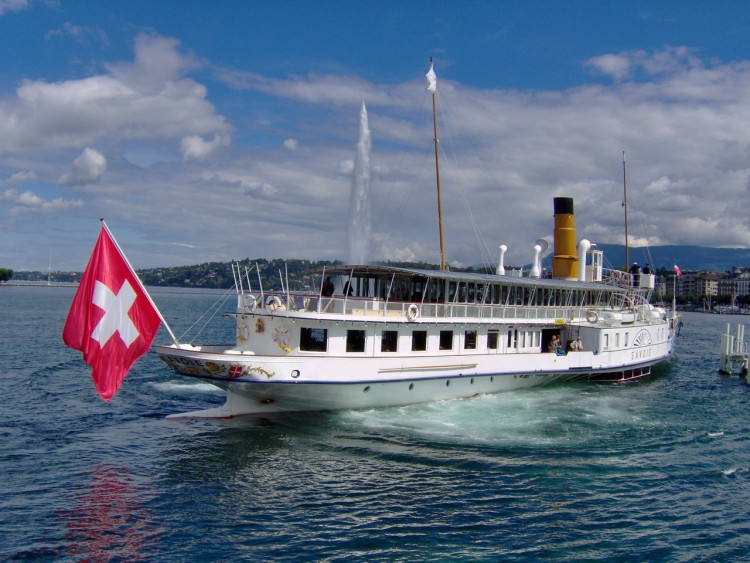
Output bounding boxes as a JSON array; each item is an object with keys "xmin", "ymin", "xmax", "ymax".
[
  {"xmin": 265, "ymin": 295, "xmax": 283, "ymax": 311},
  {"xmin": 244, "ymin": 294, "xmax": 257, "ymax": 312},
  {"xmin": 586, "ymin": 310, "xmax": 598, "ymax": 324},
  {"xmin": 406, "ymin": 303, "xmax": 420, "ymax": 320}
]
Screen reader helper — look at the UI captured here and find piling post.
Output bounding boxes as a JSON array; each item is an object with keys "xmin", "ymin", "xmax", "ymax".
[{"xmin": 720, "ymin": 323, "xmax": 733, "ymax": 375}]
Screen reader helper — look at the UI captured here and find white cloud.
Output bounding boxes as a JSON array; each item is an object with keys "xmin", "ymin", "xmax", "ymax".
[
  {"xmin": 0, "ymin": 187, "xmax": 82, "ymax": 214},
  {"xmin": 180, "ymin": 132, "xmax": 230, "ymax": 161},
  {"xmin": 197, "ymin": 170, "xmax": 281, "ymax": 198},
  {"xmin": 585, "ymin": 54, "xmax": 633, "ymax": 81},
  {"xmin": 585, "ymin": 46, "xmax": 703, "ymax": 82},
  {"xmin": 215, "ymin": 67, "xmax": 403, "ymax": 108},
  {"xmin": 1, "ymin": 188, "xmax": 40, "ymax": 206},
  {"xmin": 44, "ymin": 22, "xmax": 109, "ymax": 46},
  {"xmin": 0, "ymin": 170, "xmax": 36, "ymax": 186},
  {"xmin": 371, "ymin": 236, "xmax": 427, "ymax": 263},
  {"xmin": 0, "ymin": 33, "xmax": 231, "ymax": 154},
  {"xmin": 338, "ymin": 159, "xmax": 354, "ymax": 174},
  {"xmin": 283, "ymin": 138, "xmax": 299, "ymax": 151},
  {"xmin": 0, "ymin": 0, "xmax": 27, "ymax": 17},
  {"xmin": 107, "ymin": 34, "xmax": 202, "ymax": 92},
  {"xmin": 59, "ymin": 147, "xmax": 107, "ymax": 186}
]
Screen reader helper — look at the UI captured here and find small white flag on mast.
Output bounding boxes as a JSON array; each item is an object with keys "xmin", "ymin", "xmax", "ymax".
[{"xmin": 426, "ymin": 59, "xmax": 437, "ymax": 93}]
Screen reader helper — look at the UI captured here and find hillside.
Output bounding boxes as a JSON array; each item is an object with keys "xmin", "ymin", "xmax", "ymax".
[{"xmin": 10, "ymin": 244, "xmax": 750, "ymax": 289}]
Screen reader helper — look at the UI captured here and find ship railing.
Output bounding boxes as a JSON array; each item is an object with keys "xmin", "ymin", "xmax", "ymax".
[
  {"xmin": 600, "ymin": 268, "xmax": 656, "ymax": 312},
  {"xmin": 601, "ymin": 268, "xmax": 656, "ymax": 292},
  {"xmin": 238, "ymin": 290, "xmax": 601, "ymax": 323},
  {"xmin": 239, "ymin": 289, "xmax": 664, "ymax": 324},
  {"xmin": 601, "ymin": 268, "xmax": 632, "ymax": 289}
]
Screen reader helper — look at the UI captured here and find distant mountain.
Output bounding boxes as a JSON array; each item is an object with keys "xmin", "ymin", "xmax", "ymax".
[
  {"xmin": 537, "ymin": 244, "xmax": 750, "ymax": 273},
  {"xmin": 591, "ymin": 244, "xmax": 750, "ymax": 273}
]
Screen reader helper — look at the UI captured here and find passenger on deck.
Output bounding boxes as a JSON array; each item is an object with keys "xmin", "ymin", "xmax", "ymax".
[
  {"xmin": 343, "ymin": 280, "xmax": 353, "ymax": 296},
  {"xmin": 630, "ymin": 262, "xmax": 641, "ymax": 286},
  {"xmin": 548, "ymin": 334, "xmax": 561, "ymax": 353},
  {"xmin": 569, "ymin": 336, "xmax": 583, "ymax": 351},
  {"xmin": 322, "ymin": 276, "xmax": 334, "ymax": 297}
]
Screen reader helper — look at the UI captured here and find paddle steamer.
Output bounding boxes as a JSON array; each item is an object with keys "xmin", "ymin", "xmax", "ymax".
[{"xmin": 156, "ymin": 196, "xmax": 678, "ymax": 416}]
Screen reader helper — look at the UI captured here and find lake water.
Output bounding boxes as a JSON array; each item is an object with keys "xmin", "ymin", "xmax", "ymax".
[{"xmin": 2, "ymin": 285, "xmax": 750, "ymax": 561}]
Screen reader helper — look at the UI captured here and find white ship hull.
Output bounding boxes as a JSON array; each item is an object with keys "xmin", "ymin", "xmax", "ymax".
[{"xmin": 156, "ymin": 305, "xmax": 675, "ymax": 416}]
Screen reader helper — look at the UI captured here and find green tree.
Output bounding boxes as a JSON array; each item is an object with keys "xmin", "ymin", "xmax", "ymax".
[{"xmin": 0, "ymin": 268, "xmax": 13, "ymax": 282}]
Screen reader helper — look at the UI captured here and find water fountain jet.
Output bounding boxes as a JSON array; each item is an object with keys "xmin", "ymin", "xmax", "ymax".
[{"xmin": 347, "ymin": 100, "xmax": 372, "ymax": 265}]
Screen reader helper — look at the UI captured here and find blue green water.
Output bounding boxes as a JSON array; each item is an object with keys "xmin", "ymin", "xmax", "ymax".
[{"xmin": 2, "ymin": 286, "xmax": 749, "ymax": 561}]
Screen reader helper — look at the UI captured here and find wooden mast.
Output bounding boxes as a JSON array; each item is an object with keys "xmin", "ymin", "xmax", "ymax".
[
  {"xmin": 622, "ymin": 150, "xmax": 629, "ymax": 271},
  {"xmin": 429, "ymin": 58, "xmax": 446, "ymax": 271}
]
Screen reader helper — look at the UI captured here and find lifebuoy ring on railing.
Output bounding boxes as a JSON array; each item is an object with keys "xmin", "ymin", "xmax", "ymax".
[
  {"xmin": 244, "ymin": 294, "xmax": 257, "ymax": 312},
  {"xmin": 406, "ymin": 303, "xmax": 420, "ymax": 320},
  {"xmin": 265, "ymin": 295, "xmax": 283, "ymax": 311},
  {"xmin": 586, "ymin": 310, "xmax": 598, "ymax": 324}
]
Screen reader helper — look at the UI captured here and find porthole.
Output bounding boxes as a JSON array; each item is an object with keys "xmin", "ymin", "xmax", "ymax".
[
  {"xmin": 291, "ymin": 369, "xmax": 300, "ymax": 379},
  {"xmin": 363, "ymin": 386, "xmax": 371, "ymax": 393}
]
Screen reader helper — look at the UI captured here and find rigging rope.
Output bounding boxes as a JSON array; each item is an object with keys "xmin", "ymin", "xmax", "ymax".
[
  {"xmin": 371, "ymin": 92, "xmax": 431, "ymax": 252},
  {"xmin": 434, "ymin": 90, "xmax": 507, "ymax": 272},
  {"xmin": 178, "ymin": 286, "xmax": 236, "ymax": 344}
]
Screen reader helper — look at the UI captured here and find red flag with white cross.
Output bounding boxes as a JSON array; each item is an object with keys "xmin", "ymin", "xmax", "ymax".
[{"xmin": 63, "ymin": 223, "xmax": 161, "ymax": 401}]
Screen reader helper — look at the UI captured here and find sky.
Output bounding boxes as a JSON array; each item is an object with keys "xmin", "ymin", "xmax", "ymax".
[{"xmin": 3, "ymin": 0, "xmax": 750, "ymax": 271}]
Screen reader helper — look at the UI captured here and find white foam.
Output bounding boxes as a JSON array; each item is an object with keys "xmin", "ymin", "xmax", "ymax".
[
  {"xmin": 149, "ymin": 381, "xmax": 224, "ymax": 395},
  {"xmin": 340, "ymin": 388, "xmax": 611, "ymax": 447}
]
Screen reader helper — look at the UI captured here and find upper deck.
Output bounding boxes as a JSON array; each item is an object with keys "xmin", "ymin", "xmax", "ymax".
[{"xmin": 232, "ymin": 264, "xmax": 662, "ymax": 326}]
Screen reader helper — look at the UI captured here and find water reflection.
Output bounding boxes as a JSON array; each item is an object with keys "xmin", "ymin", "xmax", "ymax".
[{"xmin": 61, "ymin": 464, "xmax": 161, "ymax": 561}]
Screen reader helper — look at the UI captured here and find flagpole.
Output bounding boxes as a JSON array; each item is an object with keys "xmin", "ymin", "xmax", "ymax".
[
  {"xmin": 622, "ymin": 150, "xmax": 629, "ymax": 271},
  {"xmin": 428, "ymin": 58, "xmax": 446, "ymax": 271},
  {"xmin": 100, "ymin": 219, "xmax": 179, "ymax": 345}
]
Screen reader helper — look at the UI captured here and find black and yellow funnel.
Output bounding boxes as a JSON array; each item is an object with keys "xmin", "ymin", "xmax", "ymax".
[{"xmin": 552, "ymin": 197, "xmax": 578, "ymax": 280}]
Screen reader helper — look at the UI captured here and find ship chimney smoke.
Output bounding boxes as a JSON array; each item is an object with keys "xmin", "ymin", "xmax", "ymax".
[{"xmin": 552, "ymin": 197, "xmax": 578, "ymax": 280}]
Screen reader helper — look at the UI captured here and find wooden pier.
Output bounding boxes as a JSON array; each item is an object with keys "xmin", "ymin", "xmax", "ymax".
[{"xmin": 719, "ymin": 323, "xmax": 750, "ymax": 378}]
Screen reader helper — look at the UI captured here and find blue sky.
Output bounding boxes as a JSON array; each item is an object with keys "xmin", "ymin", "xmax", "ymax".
[{"xmin": 3, "ymin": 1, "xmax": 750, "ymax": 271}]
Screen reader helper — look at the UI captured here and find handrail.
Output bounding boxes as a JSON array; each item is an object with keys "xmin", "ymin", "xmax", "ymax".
[{"xmin": 236, "ymin": 289, "xmax": 654, "ymax": 324}]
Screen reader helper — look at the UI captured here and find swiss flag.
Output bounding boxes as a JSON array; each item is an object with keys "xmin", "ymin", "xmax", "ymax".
[
  {"xmin": 673, "ymin": 264, "xmax": 683, "ymax": 277},
  {"xmin": 63, "ymin": 224, "xmax": 161, "ymax": 401}
]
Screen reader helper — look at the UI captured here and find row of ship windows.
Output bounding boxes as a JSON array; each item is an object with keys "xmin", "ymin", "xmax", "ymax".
[
  {"xmin": 300, "ymin": 327, "xmax": 522, "ymax": 353},
  {"xmin": 298, "ymin": 326, "xmax": 662, "ymax": 354},
  {"xmin": 602, "ymin": 328, "xmax": 662, "ymax": 349}
]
